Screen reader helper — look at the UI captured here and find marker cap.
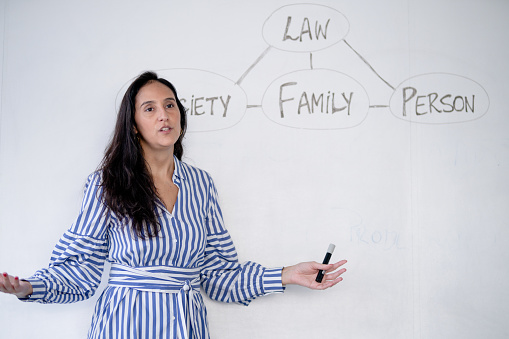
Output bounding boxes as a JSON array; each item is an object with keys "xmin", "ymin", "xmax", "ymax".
[{"xmin": 327, "ymin": 243, "xmax": 336, "ymax": 254}]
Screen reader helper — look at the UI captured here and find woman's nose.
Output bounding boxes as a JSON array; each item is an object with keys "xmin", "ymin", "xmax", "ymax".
[{"xmin": 158, "ymin": 107, "xmax": 169, "ymax": 120}]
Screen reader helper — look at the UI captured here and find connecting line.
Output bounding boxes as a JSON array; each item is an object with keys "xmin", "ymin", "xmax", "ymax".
[
  {"xmin": 236, "ymin": 46, "xmax": 272, "ymax": 86},
  {"xmin": 310, "ymin": 52, "xmax": 313, "ymax": 69},
  {"xmin": 247, "ymin": 105, "xmax": 262, "ymax": 109},
  {"xmin": 369, "ymin": 105, "xmax": 389, "ymax": 108},
  {"xmin": 343, "ymin": 39, "xmax": 395, "ymax": 91}
]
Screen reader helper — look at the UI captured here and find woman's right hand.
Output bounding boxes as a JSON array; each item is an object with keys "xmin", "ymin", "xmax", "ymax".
[{"xmin": 0, "ymin": 272, "xmax": 33, "ymax": 298}]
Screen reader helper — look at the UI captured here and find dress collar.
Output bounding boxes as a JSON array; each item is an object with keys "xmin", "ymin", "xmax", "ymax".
[{"xmin": 173, "ymin": 155, "xmax": 187, "ymax": 181}]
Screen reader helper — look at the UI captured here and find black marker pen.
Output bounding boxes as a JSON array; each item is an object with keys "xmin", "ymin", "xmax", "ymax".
[{"xmin": 315, "ymin": 243, "xmax": 335, "ymax": 283}]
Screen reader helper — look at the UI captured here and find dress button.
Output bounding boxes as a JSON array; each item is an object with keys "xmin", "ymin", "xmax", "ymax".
[
  {"xmin": 183, "ymin": 284, "xmax": 190, "ymax": 291},
  {"xmin": 172, "ymin": 316, "xmax": 176, "ymax": 321},
  {"xmin": 174, "ymin": 239, "xmax": 178, "ymax": 243}
]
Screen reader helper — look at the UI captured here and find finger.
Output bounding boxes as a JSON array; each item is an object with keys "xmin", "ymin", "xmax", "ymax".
[
  {"xmin": 322, "ymin": 272, "xmax": 346, "ymax": 287},
  {"xmin": 336, "ymin": 259, "xmax": 348, "ymax": 266},
  {"xmin": 13, "ymin": 276, "xmax": 20, "ymax": 291},
  {"xmin": 312, "ymin": 276, "xmax": 343, "ymax": 290},
  {"xmin": 324, "ymin": 267, "xmax": 347, "ymax": 280},
  {"xmin": 319, "ymin": 260, "xmax": 347, "ymax": 273},
  {"xmin": 312, "ymin": 267, "xmax": 347, "ymax": 290},
  {"xmin": 323, "ymin": 276, "xmax": 343, "ymax": 289},
  {"xmin": 1, "ymin": 272, "xmax": 15, "ymax": 293},
  {"xmin": 329, "ymin": 260, "xmax": 348, "ymax": 270},
  {"xmin": 0, "ymin": 273, "xmax": 6, "ymax": 293}
]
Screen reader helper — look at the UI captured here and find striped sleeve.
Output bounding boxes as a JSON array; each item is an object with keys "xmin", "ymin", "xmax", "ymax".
[
  {"xmin": 20, "ymin": 172, "xmax": 110, "ymax": 304},
  {"xmin": 199, "ymin": 175, "xmax": 285, "ymax": 306}
]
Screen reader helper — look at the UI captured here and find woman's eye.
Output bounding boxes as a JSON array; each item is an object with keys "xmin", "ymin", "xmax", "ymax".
[
  {"xmin": 145, "ymin": 107, "xmax": 154, "ymax": 112},
  {"xmin": 166, "ymin": 104, "xmax": 174, "ymax": 108}
]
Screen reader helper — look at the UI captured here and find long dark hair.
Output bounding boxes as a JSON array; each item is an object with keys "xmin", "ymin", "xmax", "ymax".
[{"xmin": 100, "ymin": 71, "xmax": 187, "ymax": 239}]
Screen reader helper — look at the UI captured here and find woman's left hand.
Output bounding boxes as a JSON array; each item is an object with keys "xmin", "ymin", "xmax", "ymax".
[{"xmin": 281, "ymin": 260, "xmax": 347, "ymax": 290}]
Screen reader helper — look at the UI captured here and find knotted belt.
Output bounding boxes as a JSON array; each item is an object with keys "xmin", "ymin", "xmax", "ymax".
[{"xmin": 108, "ymin": 263, "xmax": 202, "ymax": 339}]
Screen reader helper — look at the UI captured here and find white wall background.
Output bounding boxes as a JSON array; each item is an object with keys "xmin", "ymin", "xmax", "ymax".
[{"xmin": 1, "ymin": 0, "xmax": 508, "ymax": 338}]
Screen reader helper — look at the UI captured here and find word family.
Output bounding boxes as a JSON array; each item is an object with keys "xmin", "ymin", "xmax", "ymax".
[{"xmin": 279, "ymin": 82, "xmax": 353, "ymax": 118}]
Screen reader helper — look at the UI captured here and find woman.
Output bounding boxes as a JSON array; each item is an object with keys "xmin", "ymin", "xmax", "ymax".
[{"xmin": 0, "ymin": 71, "xmax": 347, "ymax": 338}]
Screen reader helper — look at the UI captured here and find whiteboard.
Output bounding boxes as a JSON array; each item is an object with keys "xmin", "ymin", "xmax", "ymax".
[{"xmin": 1, "ymin": 0, "xmax": 508, "ymax": 338}]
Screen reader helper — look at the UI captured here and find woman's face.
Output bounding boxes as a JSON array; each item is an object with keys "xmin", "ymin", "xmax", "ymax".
[{"xmin": 134, "ymin": 81, "xmax": 181, "ymax": 154}]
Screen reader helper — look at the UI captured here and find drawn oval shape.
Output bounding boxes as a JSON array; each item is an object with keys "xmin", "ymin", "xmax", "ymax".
[
  {"xmin": 261, "ymin": 69, "xmax": 370, "ymax": 129},
  {"xmin": 116, "ymin": 69, "xmax": 247, "ymax": 132},
  {"xmin": 389, "ymin": 73, "xmax": 490, "ymax": 124},
  {"xmin": 262, "ymin": 4, "xmax": 349, "ymax": 52}
]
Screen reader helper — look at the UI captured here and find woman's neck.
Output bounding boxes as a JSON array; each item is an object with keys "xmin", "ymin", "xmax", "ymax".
[{"xmin": 143, "ymin": 148, "xmax": 175, "ymax": 181}]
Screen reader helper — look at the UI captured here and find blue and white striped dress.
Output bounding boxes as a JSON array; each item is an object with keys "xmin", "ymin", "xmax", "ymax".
[{"xmin": 21, "ymin": 157, "xmax": 285, "ymax": 338}]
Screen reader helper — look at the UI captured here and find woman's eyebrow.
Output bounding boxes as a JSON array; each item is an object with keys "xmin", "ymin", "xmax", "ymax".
[
  {"xmin": 139, "ymin": 98, "xmax": 175, "ymax": 108},
  {"xmin": 140, "ymin": 100, "xmax": 155, "ymax": 108}
]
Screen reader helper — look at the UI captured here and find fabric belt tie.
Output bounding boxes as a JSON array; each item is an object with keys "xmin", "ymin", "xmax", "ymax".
[{"xmin": 108, "ymin": 263, "xmax": 201, "ymax": 339}]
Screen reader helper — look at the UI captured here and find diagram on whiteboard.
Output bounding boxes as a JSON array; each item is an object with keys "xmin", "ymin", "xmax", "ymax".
[{"xmin": 118, "ymin": 4, "xmax": 490, "ymax": 132}]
